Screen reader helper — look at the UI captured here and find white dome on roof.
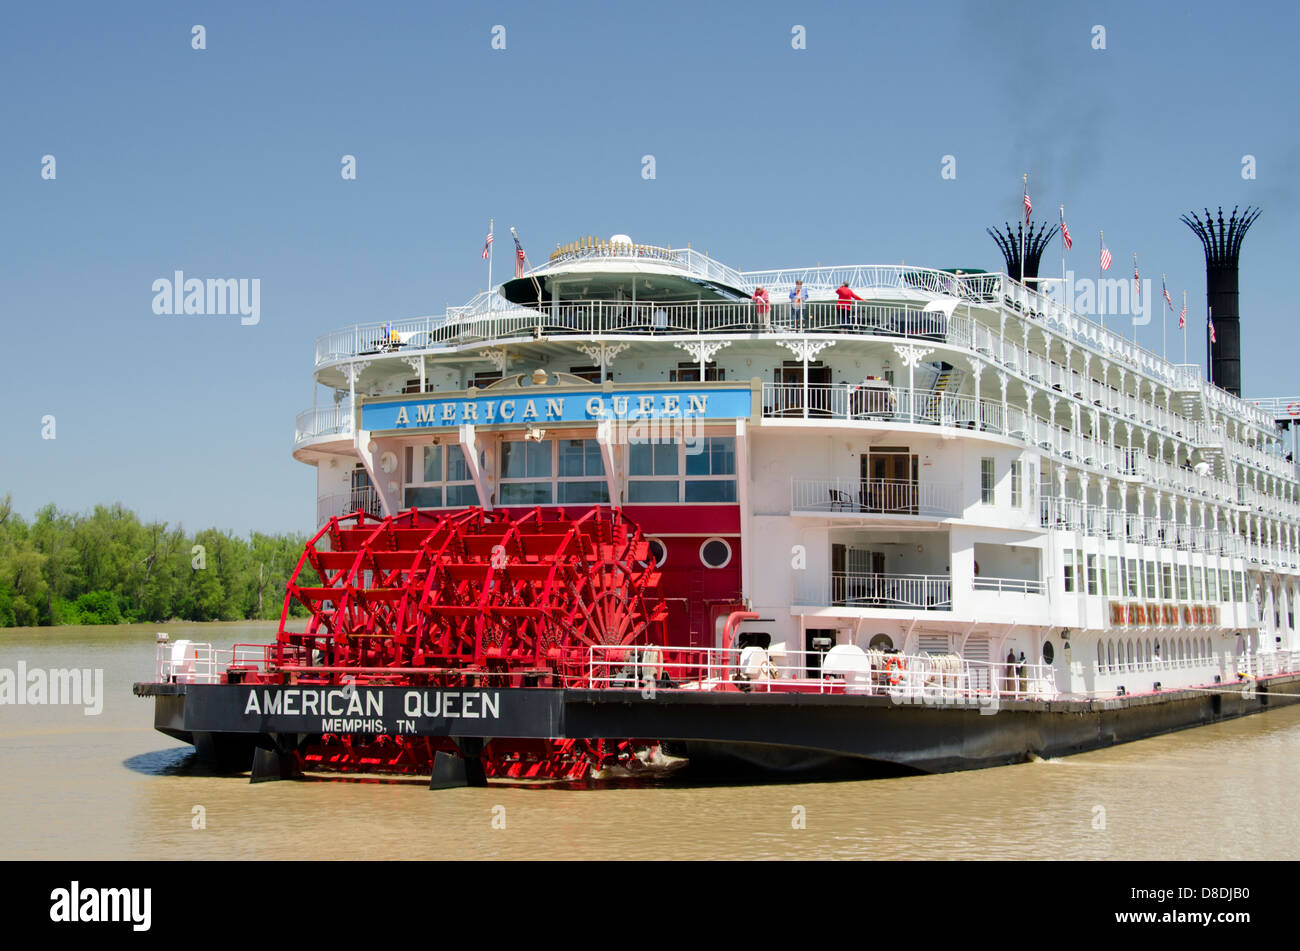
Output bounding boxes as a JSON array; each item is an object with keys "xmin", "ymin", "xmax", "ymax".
[{"xmin": 609, "ymin": 233, "xmax": 633, "ymax": 246}]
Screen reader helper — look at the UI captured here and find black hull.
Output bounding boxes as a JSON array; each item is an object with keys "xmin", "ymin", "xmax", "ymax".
[{"xmin": 133, "ymin": 675, "xmax": 1300, "ymax": 782}]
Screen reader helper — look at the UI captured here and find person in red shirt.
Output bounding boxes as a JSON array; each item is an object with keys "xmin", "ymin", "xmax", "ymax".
[
  {"xmin": 835, "ymin": 282, "xmax": 864, "ymax": 315},
  {"xmin": 753, "ymin": 286, "xmax": 771, "ymax": 330}
]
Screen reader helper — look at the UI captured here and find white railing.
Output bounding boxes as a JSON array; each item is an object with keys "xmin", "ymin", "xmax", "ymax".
[
  {"xmin": 295, "ymin": 404, "xmax": 354, "ymax": 446},
  {"xmin": 761, "ymin": 383, "xmax": 1003, "ymax": 431},
  {"xmin": 584, "ymin": 643, "xmax": 1056, "ymax": 701},
  {"xmin": 153, "ymin": 640, "xmax": 270, "ymax": 684},
  {"xmin": 543, "ymin": 242, "xmax": 747, "ymax": 288},
  {"xmin": 972, "ymin": 576, "xmax": 1046, "ymax": 595},
  {"xmin": 314, "ymin": 298, "xmax": 962, "ymax": 367},
  {"xmin": 317, "ymin": 487, "xmax": 382, "ymax": 526},
  {"xmin": 791, "ymin": 478, "xmax": 961, "ymax": 517},
  {"xmin": 794, "ymin": 572, "xmax": 952, "ymax": 610}
]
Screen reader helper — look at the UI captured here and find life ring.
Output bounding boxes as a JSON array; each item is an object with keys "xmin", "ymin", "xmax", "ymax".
[
  {"xmin": 884, "ymin": 655, "xmax": 905, "ymax": 686},
  {"xmin": 1288, "ymin": 403, "xmax": 1300, "ymax": 417}
]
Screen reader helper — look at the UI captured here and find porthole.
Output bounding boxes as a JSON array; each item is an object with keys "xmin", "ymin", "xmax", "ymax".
[
  {"xmin": 646, "ymin": 537, "xmax": 667, "ymax": 567},
  {"xmin": 868, "ymin": 633, "xmax": 894, "ymax": 651},
  {"xmin": 699, "ymin": 537, "xmax": 732, "ymax": 569},
  {"xmin": 1042, "ymin": 641, "xmax": 1056, "ymax": 665}
]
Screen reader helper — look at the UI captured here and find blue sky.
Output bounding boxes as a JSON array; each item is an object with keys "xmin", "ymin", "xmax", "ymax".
[{"xmin": 2, "ymin": 0, "xmax": 1296, "ymax": 535}]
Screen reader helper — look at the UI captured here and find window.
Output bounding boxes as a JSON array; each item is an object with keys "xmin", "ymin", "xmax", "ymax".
[
  {"xmin": 472, "ymin": 371, "xmax": 503, "ymax": 388},
  {"xmin": 1206, "ymin": 568, "xmax": 1218, "ymax": 602},
  {"xmin": 556, "ymin": 439, "xmax": 608, "ymax": 504},
  {"xmin": 404, "ymin": 443, "xmax": 480, "ymax": 509},
  {"xmin": 1063, "ymin": 549, "xmax": 1076, "ymax": 593},
  {"xmin": 1220, "ymin": 569, "xmax": 1232, "ymax": 602},
  {"xmin": 700, "ymin": 537, "xmax": 733, "ymax": 568},
  {"xmin": 1126, "ymin": 558, "xmax": 1139, "ymax": 597},
  {"xmin": 980, "ymin": 458, "xmax": 995, "ymax": 504},
  {"xmin": 1177, "ymin": 565, "xmax": 1189, "ymax": 601},
  {"xmin": 1087, "ymin": 554, "xmax": 1098, "ymax": 595},
  {"xmin": 499, "ymin": 440, "xmax": 553, "ymax": 505},
  {"xmin": 645, "ymin": 537, "xmax": 667, "ymax": 566},
  {"xmin": 1145, "ymin": 560, "xmax": 1157, "ymax": 599},
  {"xmin": 685, "ymin": 437, "xmax": 737, "ymax": 502},
  {"xmin": 568, "ymin": 365, "xmax": 602, "ymax": 383},
  {"xmin": 1107, "ymin": 556, "xmax": 1119, "ymax": 596},
  {"xmin": 1191, "ymin": 565, "xmax": 1203, "ymax": 601},
  {"xmin": 1161, "ymin": 562, "xmax": 1173, "ymax": 600},
  {"xmin": 1233, "ymin": 572, "xmax": 1244, "ymax": 602},
  {"xmin": 628, "ymin": 440, "xmax": 681, "ymax": 503},
  {"xmin": 1011, "ymin": 461, "xmax": 1023, "ymax": 508}
]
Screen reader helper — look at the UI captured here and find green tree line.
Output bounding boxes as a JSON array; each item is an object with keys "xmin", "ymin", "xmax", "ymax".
[{"xmin": 0, "ymin": 494, "xmax": 319, "ymax": 627}]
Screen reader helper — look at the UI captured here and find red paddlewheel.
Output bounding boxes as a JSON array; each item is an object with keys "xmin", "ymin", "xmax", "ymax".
[
  {"xmin": 274, "ymin": 505, "xmax": 666, "ymax": 686},
  {"xmin": 271, "ymin": 506, "xmax": 666, "ymax": 780}
]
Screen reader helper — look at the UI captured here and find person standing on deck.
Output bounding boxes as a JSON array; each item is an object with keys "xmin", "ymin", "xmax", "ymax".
[
  {"xmin": 753, "ymin": 286, "xmax": 771, "ymax": 331},
  {"xmin": 835, "ymin": 282, "xmax": 864, "ymax": 319},
  {"xmin": 789, "ymin": 279, "xmax": 808, "ymax": 331}
]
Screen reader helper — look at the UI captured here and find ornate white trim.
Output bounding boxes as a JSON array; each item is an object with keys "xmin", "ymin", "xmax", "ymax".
[
  {"xmin": 341, "ymin": 360, "xmax": 371, "ymax": 384},
  {"xmin": 892, "ymin": 344, "xmax": 932, "ymax": 369},
  {"xmin": 576, "ymin": 342, "xmax": 630, "ymax": 367},
  {"xmin": 480, "ymin": 348, "xmax": 508, "ymax": 373},
  {"xmin": 675, "ymin": 340, "xmax": 731, "ymax": 364},
  {"xmin": 777, "ymin": 339, "xmax": 833, "ymax": 362}
]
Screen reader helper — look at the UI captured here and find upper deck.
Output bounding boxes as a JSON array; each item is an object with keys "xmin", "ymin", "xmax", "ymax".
[{"xmin": 311, "ymin": 247, "xmax": 1277, "ymax": 438}]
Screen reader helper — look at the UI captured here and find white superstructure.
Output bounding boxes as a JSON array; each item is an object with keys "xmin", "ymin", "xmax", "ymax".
[{"xmin": 292, "ymin": 236, "xmax": 1300, "ymax": 698}]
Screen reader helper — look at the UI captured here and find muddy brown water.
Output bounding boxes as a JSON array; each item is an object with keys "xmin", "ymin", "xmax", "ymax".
[{"xmin": 2, "ymin": 621, "xmax": 1297, "ymax": 860}]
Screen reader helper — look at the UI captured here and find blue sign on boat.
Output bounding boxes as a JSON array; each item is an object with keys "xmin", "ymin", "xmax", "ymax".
[{"xmin": 361, "ymin": 387, "xmax": 752, "ymax": 431}]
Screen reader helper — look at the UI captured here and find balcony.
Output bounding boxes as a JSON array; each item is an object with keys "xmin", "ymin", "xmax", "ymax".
[
  {"xmin": 794, "ymin": 571, "xmax": 952, "ymax": 611},
  {"xmin": 296, "ymin": 405, "xmax": 354, "ymax": 448},
  {"xmin": 791, "ymin": 478, "xmax": 961, "ymax": 518},
  {"xmin": 762, "ymin": 383, "xmax": 1004, "ymax": 431},
  {"xmin": 316, "ymin": 487, "xmax": 382, "ymax": 527}
]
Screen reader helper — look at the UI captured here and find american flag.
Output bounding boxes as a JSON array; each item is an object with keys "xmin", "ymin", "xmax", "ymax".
[
  {"xmin": 1133, "ymin": 257, "xmax": 1140, "ymax": 299},
  {"xmin": 1023, "ymin": 187, "xmax": 1032, "ymax": 222},
  {"xmin": 1060, "ymin": 209, "xmax": 1072, "ymax": 250},
  {"xmin": 1208, "ymin": 314, "xmax": 1216, "ymax": 344},
  {"xmin": 1162, "ymin": 277, "xmax": 1173, "ymax": 310},
  {"xmin": 512, "ymin": 232, "xmax": 527, "ymax": 279},
  {"xmin": 482, "ymin": 230, "xmax": 493, "ymax": 260},
  {"xmin": 1100, "ymin": 243, "xmax": 1112, "ymax": 271},
  {"xmin": 1178, "ymin": 301, "xmax": 1186, "ymax": 329}
]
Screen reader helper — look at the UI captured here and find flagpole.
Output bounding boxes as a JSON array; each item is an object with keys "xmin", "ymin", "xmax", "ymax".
[
  {"xmin": 1132, "ymin": 253, "xmax": 1139, "ymax": 348},
  {"xmin": 1161, "ymin": 272, "xmax": 1167, "ymax": 362},
  {"xmin": 1059, "ymin": 205, "xmax": 1066, "ymax": 292},
  {"xmin": 1099, "ymin": 230, "xmax": 1106, "ymax": 331},
  {"xmin": 1183, "ymin": 290, "xmax": 1187, "ymax": 367},
  {"xmin": 1207, "ymin": 304, "xmax": 1213, "ymax": 385},
  {"xmin": 486, "ymin": 217, "xmax": 494, "ymax": 303},
  {"xmin": 1020, "ymin": 174, "xmax": 1027, "ymax": 290}
]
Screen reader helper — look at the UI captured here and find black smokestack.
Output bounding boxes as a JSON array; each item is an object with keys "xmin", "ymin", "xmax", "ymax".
[
  {"xmin": 1180, "ymin": 205, "xmax": 1260, "ymax": 397},
  {"xmin": 988, "ymin": 220, "xmax": 1059, "ymax": 286}
]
